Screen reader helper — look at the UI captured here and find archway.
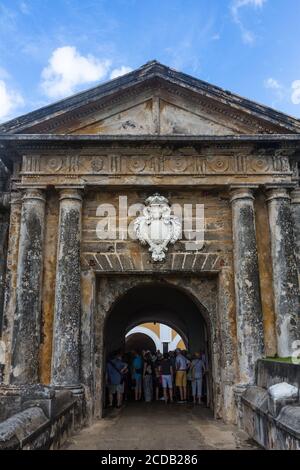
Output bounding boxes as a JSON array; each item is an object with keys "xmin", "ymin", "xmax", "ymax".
[
  {"xmin": 125, "ymin": 323, "xmax": 187, "ymax": 353},
  {"xmin": 125, "ymin": 332, "xmax": 156, "ymax": 352},
  {"xmin": 102, "ymin": 281, "xmax": 212, "ymax": 411}
]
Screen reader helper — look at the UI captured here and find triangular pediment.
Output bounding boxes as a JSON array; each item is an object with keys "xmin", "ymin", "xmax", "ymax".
[
  {"xmin": 66, "ymin": 96, "xmax": 239, "ymax": 136},
  {"xmin": 0, "ymin": 60, "xmax": 299, "ymax": 135}
]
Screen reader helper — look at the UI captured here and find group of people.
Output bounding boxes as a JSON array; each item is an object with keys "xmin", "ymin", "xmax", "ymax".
[{"xmin": 106, "ymin": 348, "xmax": 209, "ymax": 409}]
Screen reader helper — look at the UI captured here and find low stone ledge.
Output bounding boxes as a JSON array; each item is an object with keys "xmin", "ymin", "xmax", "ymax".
[
  {"xmin": 277, "ymin": 405, "xmax": 300, "ymax": 440},
  {"xmin": 256, "ymin": 360, "xmax": 300, "ymax": 389},
  {"xmin": 242, "ymin": 386, "xmax": 268, "ymax": 413},
  {"xmin": 0, "ymin": 407, "xmax": 48, "ymax": 450},
  {"xmin": 240, "ymin": 385, "xmax": 300, "ymax": 449},
  {"xmin": 0, "ymin": 386, "xmax": 81, "ymax": 449},
  {"xmin": 268, "ymin": 382, "xmax": 299, "ymax": 418}
]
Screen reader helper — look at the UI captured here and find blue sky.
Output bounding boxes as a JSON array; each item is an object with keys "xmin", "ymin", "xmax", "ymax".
[{"xmin": 0, "ymin": 0, "xmax": 300, "ymax": 122}]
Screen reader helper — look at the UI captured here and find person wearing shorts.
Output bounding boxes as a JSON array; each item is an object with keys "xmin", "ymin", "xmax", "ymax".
[
  {"xmin": 160, "ymin": 353, "xmax": 174, "ymax": 404},
  {"xmin": 175, "ymin": 349, "xmax": 190, "ymax": 403},
  {"xmin": 106, "ymin": 350, "xmax": 128, "ymax": 408}
]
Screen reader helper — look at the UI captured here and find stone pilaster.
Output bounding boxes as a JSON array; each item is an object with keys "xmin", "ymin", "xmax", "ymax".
[
  {"xmin": 230, "ymin": 187, "xmax": 265, "ymax": 384},
  {"xmin": 51, "ymin": 188, "xmax": 82, "ymax": 389},
  {"xmin": 0, "ymin": 191, "xmax": 22, "ymax": 384},
  {"xmin": 10, "ymin": 188, "xmax": 46, "ymax": 384},
  {"xmin": 266, "ymin": 187, "xmax": 299, "ymax": 357},
  {"xmin": 218, "ymin": 265, "xmax": 239, "ymax": 422},
  {"xmin": 291, "ymin": 187, "xmax": 300, "ymax": 281}
]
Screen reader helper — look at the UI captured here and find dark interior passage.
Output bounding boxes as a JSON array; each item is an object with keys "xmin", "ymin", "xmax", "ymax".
[
  {"xmin": 125, "ymin": 332, "xmax": 156, "ymax": 353},
  {"xmin": 102, "ymin": 282, "xmax": 213, "ymax": 411},
  {"xmin": 104, "ymin": 282, "xmax": 208, "ymax": 357}
]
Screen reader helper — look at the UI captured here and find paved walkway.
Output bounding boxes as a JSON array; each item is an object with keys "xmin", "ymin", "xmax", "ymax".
[{"xmin": 64, "ymin": 402, "xmax": 259, "ymax": 450}]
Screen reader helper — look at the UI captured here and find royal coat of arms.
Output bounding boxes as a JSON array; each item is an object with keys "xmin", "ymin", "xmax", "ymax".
[{"xmin": 134, "ymin": 194, "xmax": 181, "ymax": 261}]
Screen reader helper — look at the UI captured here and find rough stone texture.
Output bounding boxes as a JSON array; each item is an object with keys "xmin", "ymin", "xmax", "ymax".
[
  {"xmin": 230, "ymin": 188, "xmax": 265, "ymax": 384},
  {"xmin": 291, "ymin": 187, "xmax": 300, "ymax": 285},
  {"xmin": 217, "ymin": 266, "xmax": 238, "ymax": 422},
  {"xmin": 241, "ymin": 386, "xmax": 300, "ymax": 449},
  {"xmin": 39, "ymin": 190, "xmax": 59, "ymax": 384},
  {"xmin": 0, "ymin": 407, "xmax": 48, "ymax": 450},
  {"xmin": 237, "ymin": 360, "xmax": 300, "ymax": 449},
  {"xmin": 0, "ymin": 389, "xmax": 78, "ymax": 450},
  {"xmin": 80, "ymin": 270, "xmax": 95, "ymax": 424},
  {"xmin": 256, "ymin": 359, "xmax": 300, "ymax": 389},
  {"xmin": 10, "ymin": 189, "xmax": 46, "ymax": 385},
  {"xmin": 268, "ymin": 382, "xmax": 299, "ymax": 417},
  {"xmin": 0, "ymin": 191, "xmax": 22, "ymax": 384},
  {"xmin": 51, "ymin": 188, "xmax": 82, "ymax": 387},
  {"xmin": 267, "ymin": 188, "xmax": 300, "ymax": 357},
  {"xmin": 0, "ymin": 215, "xmax": 9, "ymax": 336},
  {"xmin": 254, "ymin": 193, "xmax": 277, "ymax": 356}
]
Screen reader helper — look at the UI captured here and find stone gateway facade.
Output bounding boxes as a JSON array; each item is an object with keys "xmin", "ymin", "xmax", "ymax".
[{"xmin": 0, "ymin": 61, "xmax": 299, "ymax": 448}]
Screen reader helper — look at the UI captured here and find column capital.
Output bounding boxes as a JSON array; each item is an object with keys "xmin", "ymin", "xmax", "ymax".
[
  {"xmin": 290, "ymin": 187, "xmax": 300, "ymax": 204},
  {"xmin": 229, "ymin": 186, "xmax": 256, "ymax": 203},
  {"xmin": 265, "ymin": 187, "xmax": 290, "ymax": 203},
  {"xmin": 56, "ymin": 187, "xmax": 83, "ymax": 202},
  {"xmin": 22, "ymin": 187, "xmax": 46, "ymax": 203}
]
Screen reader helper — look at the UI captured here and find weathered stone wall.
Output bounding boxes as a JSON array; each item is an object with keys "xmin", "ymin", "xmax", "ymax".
[
  {"xmin": 237, "ymin": 360, "xmax": 300, "ymax": 450},
  {"xmin": 256, "ymin": 359, "xmax": 300, "ymax": 389},
  {"xmin": 254, "ymin": 194, "xmax": 277, "ymax": 356},
  {"xmin": 81, "ymin": 188, "xmax": 233, "ymax": 273},
  {"xmin": 0, "ymin": 391, "xmax": 79, "ymax": 450},
  {"xmin": 39, "ymin": 190, "xmax": 59, "ymax": 385},
  {"xmin": 0, "ymin": 142, "xmax": 297, "ymax": 431},
  {"xmin": 1, "ymin": 191, "xmax": 22, "ymax": 384}
]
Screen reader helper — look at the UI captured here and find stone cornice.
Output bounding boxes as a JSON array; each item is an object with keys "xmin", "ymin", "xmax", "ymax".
[{"xmin": 1, "ymin": 133, "xmax": 300, "ymax": 143}]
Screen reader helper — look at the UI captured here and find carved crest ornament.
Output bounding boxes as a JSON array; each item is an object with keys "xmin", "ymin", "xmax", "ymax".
[{"xmin": 134, "ymin": 194, "xmax": 181, "ymax": 261}]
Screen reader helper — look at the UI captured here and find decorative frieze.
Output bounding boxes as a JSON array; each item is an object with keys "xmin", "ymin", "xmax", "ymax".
[{"xmin": 21, "ymin": 152, "xmax": 293, "ymax": 178}]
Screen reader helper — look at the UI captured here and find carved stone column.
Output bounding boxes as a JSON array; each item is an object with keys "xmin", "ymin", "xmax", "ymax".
[
  {"xmin": 266, "ymin": 187, "xmax": 299, "ymax": 357},
  {"xmin": 291, "ymin": 187, "xmax": 300, "ymax": 280},
  {"xmin": 230, "ymin": 187, "xmax": 264, "ymax": 384},
  {"xmin": 0, "ymin": 191, "xmax": 22, "ymax": 384},
  {"xmin": 51, "ymin": 188, "xmax": 82, "ymax": 389},
  {"xmin": 10, "ymin": 188, "xmax": 46, "ymax": 384}
]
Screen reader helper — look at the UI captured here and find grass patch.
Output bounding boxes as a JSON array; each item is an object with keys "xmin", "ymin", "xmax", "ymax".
[{"xmin": 264, "ymin": 357, "xmax": 294, "ymax": 364}]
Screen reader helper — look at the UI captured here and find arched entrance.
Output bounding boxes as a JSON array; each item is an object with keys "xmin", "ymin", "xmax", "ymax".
[
  {"xmin": 125, "ymin": 332, "xmax": 156, "ymax": 352},
  {"xmin": 125, "ymin": 323, "xmax": 187, "ymax": 353},
  {"xmin": 101, "ymin": 281, "xmax": 212, "ymax": 413}
]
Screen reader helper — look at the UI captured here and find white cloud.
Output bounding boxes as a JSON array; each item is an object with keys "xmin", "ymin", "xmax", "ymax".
[
  {"xmin": 291, "ymin": 80, "xmax": 300, "ymax": 105},
  {"xmin": 231, "ymin": 0, "xmax": 267, "ymax": 44},
  {"xmin": 263, "ymin": 77, "xmax": 286, "ymax": 104},
  {"xmin": 41, "ymin": 46, "xmax": 111, "ymax": 99},
  {"xmin": 110, "ymin": 66, "xmax": 132, "ymax": 80},
  {"xmin": 0, "ymin": 79, "xmax": 24, "ymax": 121},
  {"xmin": 264, "ymin": 78, "xmax": 281, "ymax": 90}
]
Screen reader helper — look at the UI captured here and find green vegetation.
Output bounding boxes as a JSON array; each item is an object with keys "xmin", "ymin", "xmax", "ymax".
[{"xmin": 264, "ymin": 357, "xmax": 294, "ymax": 364}]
